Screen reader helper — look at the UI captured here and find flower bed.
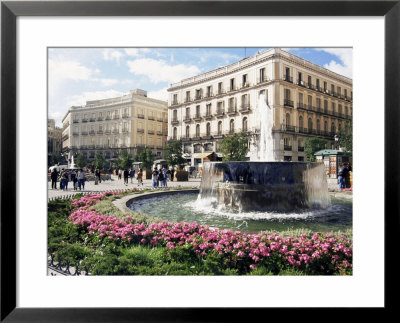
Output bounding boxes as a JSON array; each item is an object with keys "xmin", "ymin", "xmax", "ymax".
[{"xmin": 57, "ymin": 190, "xmax": 353, "ymax": 275}]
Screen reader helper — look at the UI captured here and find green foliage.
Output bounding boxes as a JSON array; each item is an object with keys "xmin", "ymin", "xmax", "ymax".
[
  {"xmin": 304, "ymin": 137, "xmax": 327, "ymax": 162},
  {"xmin": 220, "ymin": 133, "xmax": 249, "ymax": 161},
  {"xmin": 164, "ymin": 140, "xmax": 186, "ymax": 169},
  {"xmin": 115, "ymin": 150, "xmax": 133, "ymax": 170},
  {"xmin": 49, "ymin": 153, "xmax": 61, "ymax": 166},
  {"xmin": 135, "ymin": 147, "xmax": 154, "ymax": 171},
  {"xmin": 93, "ymin": 153, "xmax": 107, "ymax": 170},
  {"xmin": 76, "ymin": 154, "xmax": 88, "ymax": 168},
  {"xmin": 337, "ymin": 121, "xmax": 352, "ymax": 157}
]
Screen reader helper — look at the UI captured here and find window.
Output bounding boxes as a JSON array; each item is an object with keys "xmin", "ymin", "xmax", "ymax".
[
  {"xmin": 196, "ymin": 124, "xmax": 200, "ymax": 137},
  {"xmin": 337, "ymin": 86, "xmax": 341, "ymax": 96},
  {"xmin": 259, "ymin": 90, "xmax": 268, "ymax": 103},
  {"xmin": 196, "ymin": 89, "xmax": 202, "ymax": 100},
  {"xmin": 338, "ymin": 104, "xmax": 343, "ymax": 114},
  {"xmin": 323, "ymin": 81, "xmax": 327, "ymax": 92},
  {"xmin": 259, "ymin": 68, "xmax": 265, "ymax": 82},
  {"xmin": 298, "ymin": 72, "xmax": 303, "ymax": 84},
  {"xmin": 242, "ymin": 74, "xmax": 248, "ymax": 86},
  {"xmin": 316, "ymin": 98, "xmax": 321, "ymax": 109},
  {"xmin": 207, "ymin": 86, "xmax": 212, "ymax": 97},
  {"xmin": 345, "ymin": 106, "xmax": 348, "ymax": 115},
  {"xmin": 308, "ymin": 118, "xmax": 313, "ymax": 132},
  {"xmin": 206, "ymin": 104, "xmax": 212, "ymax": 116},
  {"xmin": 284, "ymin": 156, "xmax": 292, "ymax": 161},
  {"xmin": 230, "ymin": 78, "xmax": 235, "ymax": 91},
  {"xmin": 317, "ymin": 119, "xmax": 321, "ymax": 132},
  {"xmin": 331, "ymin": 102, "xmax": 336, "ymax": 113},
  {"xmin": 229, "ymin": 97, "xmax": 235, "ymax": 110},
  {"xmin": 286, "ymin": 113, "xmax": 291, "ymax": 126},
  {"xmin": 298, "ymin": 156, "xmax": 304, "ymax": 161},
  {"xmin": 285, "ymin": 89, "xmax": 291, "ymax": 100},
  {"xmin": 285, "ymin": 67, "xmax": 290, "ymax": 80},
  {"xmin": 331, "ymin": 84, "xmax": 335, "ymax": 94},
  {"xmin": 173, "ymin": 127, "xmax": 177, "ymax": 140},
  {"xmin": 331, "ymin": 122, "xmax": 336, "ymax": 134},
  {"xmin": 308, "ymin": 95, "xmax": 312, "ymax": 108},
  {"xmin": 185, "ymin": 91, "xmax": 190, "ymax": 102},
  {"xmin": 242, "ymin": 117, "xmax": 248, "ymax": 132},
  {"xmin": 196, "ymin": 105, "xmax": 200, "ymax": 117},
  {"xmin": 324, "ymin": 120, "xmax": 328, "ymax": 132},
  {"xmin": 316, "ymin": 79, "xmax": 320, "ymax": 90},
  {"xmin": 173, "ymin": 94, "xmax": 178, "ymax": 104},
  {"xmin": 173, "ymin": 109, "xmax": 177, "ymax": 121},
  {"xmin": 218, "ymin": 82, "xmax": 223, "ymax": 94},
  {"xmin": 218, "ymin": 121, "xmax": 222, "ymax": 135},
  {"xmin": 206, "ymin": 123, "xmax": 211, "ymax": 136},
  {"xmin": 185, "ymin": 107, "xmax": 190, "ymax": 118},
  {"xmin": 299, "ymin": 116, "xmax": 304, "ymax": 130},
  {"xmin": 229, "ymin": 119, "xmax": 235, "ymax": 134},
  {"xmin": 307, "ymin": 75, "xmax": 312, "ymax": 87},
  {"xmin": 299, "ymin": 93, "xmax": 304, "ymax": 104},
  {"xmin": 344, "ymin": 89, "xmax": 348, "ymax": 98},
  {"xmin": 324, "ymin": 100, "xmax": 328, "ymax": 113},
  {"xmin": 186, "ymin": 126, "xmax": 190, "ymax": 138}
]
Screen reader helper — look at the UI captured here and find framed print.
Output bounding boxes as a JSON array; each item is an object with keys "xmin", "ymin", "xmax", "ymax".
[{"xmin": 1, "ymin": 0, "xmax": 399, "ymax": 321}]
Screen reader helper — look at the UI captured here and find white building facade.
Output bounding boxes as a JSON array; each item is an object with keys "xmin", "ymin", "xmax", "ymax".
[{"xmin": 167, "ymin": 48, "xmax": 352, "ymax": 167}]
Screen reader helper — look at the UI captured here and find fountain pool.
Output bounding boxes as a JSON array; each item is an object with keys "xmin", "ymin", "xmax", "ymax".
[{"xmin": 127, "ymin": 191, "xmax": 352, "ymax": 234}]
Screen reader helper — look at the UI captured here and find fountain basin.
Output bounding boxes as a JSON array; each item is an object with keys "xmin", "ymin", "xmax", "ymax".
[{"xmin": 201, "ymin": 161, "xmax": 330, "ymax": 212}]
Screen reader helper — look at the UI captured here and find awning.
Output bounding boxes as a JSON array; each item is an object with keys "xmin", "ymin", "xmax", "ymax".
[{"xmin": 194, "ymin": 152, "xmax": 213, "ymax": 159}]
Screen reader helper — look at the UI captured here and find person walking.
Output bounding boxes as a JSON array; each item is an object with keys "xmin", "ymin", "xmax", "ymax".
[
  {"xmin": 63, "ymin": 170, "xmax": 70, "ymax": 191},
  {"xmin": 78, "ymin": 169, "xmax": 86, "ymax": 190},
  {"xmin": 337, "ymin": 163, "xmax": 349, "ymax": 189},
  {"xmin": 137, "ymin": 168, "xmax": 143, "ymax": 186},
  {"xmin": 162, "ymin": 169, "xmax": 168, "ymax": 187},
  {"xmin": 129, "ymin": 168, "xmax": 135, "ymax": 183},
  {"xmin": 152, "ymin": 168, "xmax": 158, "ymax": 188},
  {"xmin": 118, "ymin": 169, "xmax": 122, "ymax": 180},
  {"xmin": 50, "ymin": 168, "xmax": 58, "ymax": 189},
  {"xmin": 123, "ymin": 169, "xmax": 129, "ymax": 185},
  {"xmin": 158, "ymin": 169, "xmax": 165, "ymax": 187},
  {"xmin": 95, "ymin": 168, "xmax": 102, "ymax": 183},
  {"xmin": 70, "ymin": 170, "xmax": 78, "ymax": 191},
  {"xmin": 59, "ymin": 168, "xmax": 65, "ymax": 190}
]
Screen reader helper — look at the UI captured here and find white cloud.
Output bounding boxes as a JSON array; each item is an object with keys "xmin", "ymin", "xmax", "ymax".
[
  {"xmin": 102, "ymin": 49, "xmax": 124, "ymax": 64},
  {"xmin": 148, "ymin": 87, "xmax": 169, "ymax": 102},
  {"xmin": 48, "ymin": 59, "xmax": 93, "ymax": 84},
  {"xmin": 96, "ymin": 78, "xmax": 119, "ymax": 86},
  {"xmin": 124, "ymin": 48, "xmax": 139, "ymax": 57},
  {"xmin": 67, "ymin": 90, "xmax": 125, "ymax": 107},
  {"xmin": 126, "ymin": 58, "xmax": 201, "ymax": 84},
  {"xmin": 317, "ymin": 48, "xmax": 353, "ymax": 79}
]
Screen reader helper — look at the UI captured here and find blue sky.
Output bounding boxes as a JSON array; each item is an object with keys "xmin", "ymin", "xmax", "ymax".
[{"xmin": 48, "ymin": 47, "xmax": 352, "ymax": 127}]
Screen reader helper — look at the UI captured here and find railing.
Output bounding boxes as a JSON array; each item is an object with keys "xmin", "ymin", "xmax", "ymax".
[
  {"xmin": 227, "ymin": 107, "xmax": 237, "ymax": 115},
  {"xmin": 81, "ymin": 131, "xmax": 88, "ymax": 136},
  {"xmin": 81, "ymin": 119, "xmax": 88, "ymax": 123},
  {"xmin": 204, "ymin": 113, "xmax": 213, "ymax": 119},
  {"xmin": 137, "ymin": 114, "xmax": 145, "ymax": 119},
  {"xmin": 257, "ymin": 77, "xmax": 268, "ymax": 84},
  {"xmin": 193, "ymin": 114, "xmax": 202, "ymax": 121},
  {"xmin": 73, "ymin": 120, "xmax": 79, "ymax": 123},
  {"xmin": 73, "ymin": 132, "xmax": 79, "ymax": 136},
  {"xmin": 122, "ymin": 129, "xmax": 129, "ymax": 133},
  {"xmin": 113, "ymin": 115, "xmax": 119, "ymax": 120},
  {"xmin": 88, "ymin": 145, "xmax": 95, "ymax": 149},
  {"xmin": 148, "ymin": 116, "xmax": 155, "ymax": 120},
  {"xmin": 97, "ymin": 117, "xmax": 103, "ymax": 121},
  {"xmin": 216, "ymin": 89, "xmax": 225, "ymax": 95},
  {"xmin": 283, "ymin": 75, "xmax": 293, "ymax": 83},
  {"xmin": 105, "ymin": 130, "xmax": 111, "ymax": 134},
  {"xmin": 97, "ymin": 130, "xmax": 103, "ymax": 134},
  {"xmin": 183, "ymin": 115, "xmax": 192, "ymax": 122},
  {"xmin": 284, "ymin": 99, "xmax": 294, "ymax": 107},
  {"xmin": 90, "ymin": 118, "xmax": 96, "ymax": 122},
  {"xmin": 171, "ymin": 101, "xmax": 179, "ymax": 106},
  {"xmin": 171, "ymin": 119, "xmax": 179, "ymax": 125},
  {"xmin": 157, "ymin": 131, "xmax": 163, "ymax": 136},
  {"xmin": 205, "ymin": 92, "xmax": 213, "ymax": 98},
  {"xmin": 157, "ymin": 118, "xmax": 164, "ymax": 122},
  {"xmin": 241, "ymin": 82, "xmax": 250, "ymax": 89},
  {"xmin": 284, "ymin": 145, "xmax": 292, "ymax": 151},
  {"xmin": 215, "ymin": 109, "xmax": 225, "ymax": 117},
  {"xmin": 194, "ymin": 94, "xmax": 202, "ymax": 100},
  {"xmin": 122, "ymin": 114, "xmax": 129, "ymax": 118},
  {"xmin": 240, "ymin": 104, "xmax": 251, "ymax": 112},
  {"xmin": 112, "ymin": 129, "xmax": 119, "ymax": 134},
  {"xmin": 148, "ymin": 130, "xmax": 154, "ymax": 135},
  {"xmin": 137, "ymin": 129, "xmax": 144, "ymax": 133},
  {"xmin": 184, "ymin": 97, "xmax": 192, "ymax": 103}
]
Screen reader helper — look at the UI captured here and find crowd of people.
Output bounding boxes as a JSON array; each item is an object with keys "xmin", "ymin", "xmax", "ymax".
[
  {"xmin": 50, "ymin": 168, "xmax": 88, "ymax": 191},
  {"xmin": 337, "ymin": 162, "xmax": 352, "ymax": 189},
  {"xmin": 151, "ymin": 167, "xmax": 171, "ymax": 188}
]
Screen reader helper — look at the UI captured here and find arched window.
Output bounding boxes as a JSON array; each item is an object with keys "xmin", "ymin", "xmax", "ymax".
[
  {"xmin": 317, "ymin": 119, "xmax": 321, "ymax": 132},
  {"xmin": 308, "ymin": 118, "xmax": 313, "ymax": 133},
  {"xmin": 206, "ymin": 122, "xmax": 211, "ymax": 136},
  {"xmin": 242, "ymin": 117, "xmax": 248, "ymax": 132},
  {"xmin": 230, "ymin": 119, "xmax": 235, "ymax": 134},
  {"xmin": 196, "ymin": 124, "xmax": 200, "ymax": 137},
  {"xmin": 173, "ymin": 127, "xmax": 177, "ymax": 140},
  {"xmin": 173, "ymin": 109, "xmax": 177, "ymax": 121},
  {"xmin": 331, "ymin": 122, "xmax": 336, "ymax": 134},
  {"xmin": 299, "ymin": 116, "xmax": 303, "ymax": 130},
  {"xmin": 218, "ymin": 121, "xmax": 222, "ymax": 135},
  {"xmin": 324, "ymin": 120, "xmax": 328, "ymax": 132},
  {"xmin": 185, "ymin": 125, "xmax": 190, "ymax": 138}
]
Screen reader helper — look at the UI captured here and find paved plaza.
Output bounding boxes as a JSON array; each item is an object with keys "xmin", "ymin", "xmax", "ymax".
[{"xmin": 48, "ymin": 175, "xmax": 201, "ymax": 200}]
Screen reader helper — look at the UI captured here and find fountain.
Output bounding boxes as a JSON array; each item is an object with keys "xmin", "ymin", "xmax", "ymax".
[
  {"xmin": 198, "ymin": 94, "xmax": 330, "ymax": 212},
  {"xmin": 69, "ymin": 155, "xmax": 78, "ymax": 169}
]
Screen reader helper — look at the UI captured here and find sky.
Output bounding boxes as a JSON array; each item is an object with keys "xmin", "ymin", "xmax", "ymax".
[{"xmin": 48, "ymin": 47, "xmax": 352, "ymax": 127}]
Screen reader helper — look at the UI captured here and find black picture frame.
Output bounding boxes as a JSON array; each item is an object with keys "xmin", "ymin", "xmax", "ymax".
[{"xmin": 1, "ymin": 1, "xmax": 398, "ymax": 321}]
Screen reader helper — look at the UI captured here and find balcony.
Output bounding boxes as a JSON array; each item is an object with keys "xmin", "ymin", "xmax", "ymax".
[
  {"xmin": 257, "ymin": 77, "xmax": 268, "ymax": 84},
  {"xmin": 90, "ymin": 118, "xmax": 96, "ymax": 122},
  {"xmin": 171, "ymin": 100, "xmax": 179, "ymax": 106},
  {"xmin": 216, "ymin": 89, "xmax": 225, "ymax": 96},
  {"xmin": 95, "ymin": 144, "xmax": 103, "ymax": 149},
  {"xmin": 89, "ymin": 130, "xmax": 95, "ymax": 135},
  {"xmin": 284, "ymin": 99, "xmax": 294, "ymax": 107},
  {"xmin": 157, "ymin": 131, "xmax": 163, "ymax": 136},
  {"xmin": 105, "ymin": 116, "xmax": 111, "ymax": 120},
  {"xmin": 240, "ymin": 82, "xmax": 250, "ymax": 89},
  {"xmin": 80, "ymin": 145, "xmax": 87, "ymax": 149},
  {"xmin": 113, "ymin": 115, "xmax": 120, "ymax": 120},
  {"xmin": 227, "ymin": 107, "xmax": 237, "ymax": 116},
  {"xmin": 181, "ymin": 136, "xmax": 191, "ymax": 142},
  {"xmin": 112, "ymin": 129, "xmax": 119, "ymax": 134},
  {"xmin": 183, "ymin": 115, "xmax": 192, "ymax": 123},
  {"xmin": 73, "ymin": 132, "xmax": 79, "ymax": 136},
  {"xmin": 157, "ymin": 118, "xmax": 164, "ymax": 122},
  {"xmin": 136, "ymin": 114, "xmax": 144, "ymax": 119},
  {"xmin": 205, "ymin": 92, "xmax": 213, "ymax": 98},
  {"xmin": 105, "ymin": 130, "xmax": 111, "ymax": 134},
  {"xmin": 283, "ymin": 75, "xmax": 293, "ymax": 83},
  {"xmin": 297, "ymin": 102, "xmax": 306, "ymax": 110},
  {"xmin": 228, "ymin": 86, "xmax": 238, "ymax": 93},
  {"xmin": 97, "ymin": 130, "xmax": 103, "ymax": 134},
  {"xmin": 81, "ymin": 131, "xmax": 88, "ymax": 136},
  {"xmin": 193, "ymin": 114, "xmax": 202, "ymax": 122},
  {"xmin": 73, "ymin": 119, "xmax": 79, "ymax": 123},
  {"xmin": 81, "ymin": 119, "xmax": 88, "ymax": 123},
  {"xmin": 122, "ymin": 114, "xmax": 130, "ymax": 118},
  {"xmin": 194, "ymin": 94, "xmax": 202, "ymax": 101},
  {"xmin": 171, "ymin": 119, "xmax": 179, "ymax": 125},
  {"xmin": 204, "ymin": 113, "xmax": 213, "ymax": 120},
  {"xmin": 284, "ymin": 145, "xmax": 292, "ymax": 151},
  {"xmin": 88, "ymin": 145, "xmax": 95, "ymax": 149},
  {"xmin": 148, "ymin": 116, "xmax": 155, "ymax": 120},
  {"xmin": 215, "ymin": 110, "xmax": 225, "ymax": 118},
  {"xmin": 97, "ymin": 117, "xmax": 103, "ymax": 121},
  {"xmin": 239, "ymin": 104, "xmax": 251, "ymax": 113},
  {"xmin": 148, "ymin": 130, "xmax": 155, "ymax": 135},
  {"xmin": 122, "ymin": 129, "xmax": 129, "ymax": 133},
  {"xmin": 307, "ymin": 83, "xmax": 315, "ymax": 90},
  {"xmin": 297, "ymin": 80, "xmax": 306, "ymax": 87},
  {"xmin": 137, "ymin": 129, "xmax": 144, "ymax": 133},
  {"xmin": 184, "ymin": 97, "xmax": 192, "ymax": 103}
]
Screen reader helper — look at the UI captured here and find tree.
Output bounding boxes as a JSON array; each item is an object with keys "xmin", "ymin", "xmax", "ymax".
[
  {"xmin": 48, "ymin": 153, "xmax": 61, "ymax": 166},
  {"xmin": 76, "ymin": 154, "xmax": 88, "ymax": 168},
  {"xmin": 220, "ymin": 133, "xmax": 249, "ymax": 161},
  {"xmin": 337, "ymin": 121, "xmax": 352, "ymax": 157},
  {"xmin": 93, "ymin": 153, "xmax": 107, "ymax": 170},
  {"xmin": 135, "ymin": 148, "xmax": 154, "ymax": 170},
  {"xmin": 164, "ymin": 140, "xmax": 186, "ymax": 169},
  {"xmin": 304, "ymin": 137, "xmax": 327, "ymax": 162},
  {"xmin": 117, "ymin": 150, "xmax": 133, "ymax": 170}
]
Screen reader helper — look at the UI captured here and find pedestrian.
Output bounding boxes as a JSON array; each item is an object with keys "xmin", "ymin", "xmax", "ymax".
[
  {"xmin": 158, "ymin": 169, "xmax": 165, "ymax": 187},
  {"xmin": 95, "ymin": 168, "xmax": 101, "ymax": 183},
  {"xmin": 118, "ymin": 169, "xmax": 122, "ymax": 180},
  {"xmin": 337, "ymin": 163, "xmax": 349, "ymax": 189},
  {"xmin": 129, "ymin": 168, "xmax": 135, "ymax": 183},
  {"xmin": 70, "ymin": 170, "xmax": 78, "ymax": 191},
  {"xmin": 152, "ymin": 168, "xmax": 158, "ymax": 188},
  {"xmin": 78, "ymin": 168, "xmax": 86, "ymax": 190},
  {"xmin": 137, "ymin": 168, "xmax": 143, "ymax": 186},
  {"xmin": 166, "ymin": 169, "xmax": 171, "ymax": 181},
  {"xmin": 50, "ymin": 168, "xmax": 58, "ymax": 189},
  {"xmin": 123, "ymin": 169, "xmax": 129, "ymax": 185},
  {"xmin": 59, "ymin": 168, "xmax": 65, "ymax": 190},
  {"xmin": 63, "ymin": 170, "xmax": 70, "ymax": 191},
  {"xmin": 162, "ymin": 170, "xmax": 168, "ymax": 187},
  {"xmin": 344, "ymin": 163, "xmax": 352, "ymax": 188}
]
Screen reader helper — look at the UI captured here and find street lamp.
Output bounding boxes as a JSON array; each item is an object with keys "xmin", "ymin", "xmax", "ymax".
[{"xmin": 334, "ymin": 134, "xmax": 339, "ymax": 150}]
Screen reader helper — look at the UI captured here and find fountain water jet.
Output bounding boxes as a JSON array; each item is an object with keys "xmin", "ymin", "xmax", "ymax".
[{"xmin": 198, "ymin": 94, "xmax": 331, "ymax": 213}]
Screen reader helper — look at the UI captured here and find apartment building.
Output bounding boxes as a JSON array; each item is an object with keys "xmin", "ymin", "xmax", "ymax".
[
  {"xmin": 167, "ymin": 48, "xmax": 352, "ymax": 166},
  {"xmin": 62, "ymin": 89, "xmax": 168, "ymax": 166},
  {"xmin": 48, "ymin": 118, "xmax": 63, "ymax": 164}
]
